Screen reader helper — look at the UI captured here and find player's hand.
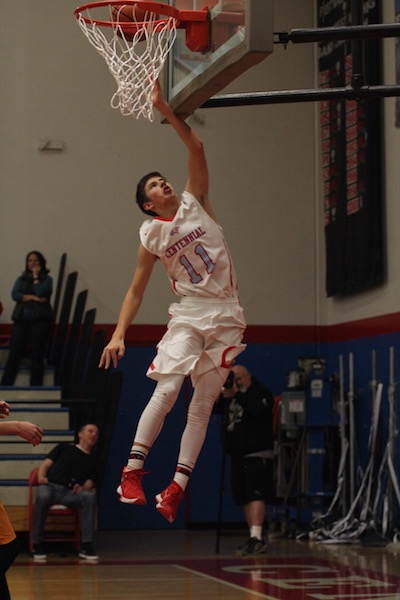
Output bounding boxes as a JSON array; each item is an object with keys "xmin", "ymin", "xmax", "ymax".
[
  {"xmin": 0, "ymin": 401, "xmax": 10, "ymax": 418},
  {"xmin": 99, "ymin": 338, "xmax": 125, "ymax": 369},
  {"xmin": 17, "ymin": 422, "xmax": 43, "ymax": 446},
  {"xmin": 152, "ymin": 79, "xmax": 168, "ymax": 112}
]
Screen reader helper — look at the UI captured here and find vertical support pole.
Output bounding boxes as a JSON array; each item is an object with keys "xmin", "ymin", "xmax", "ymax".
[
  {"xmin": 388, "ymin": 346, "xmax": 395, "ymax": 534},
  {"xmin": 351, "ymin": 0, "xmax": 364, "ymax": 90},
  {"xmin": 215, "ymin": 447, "xmax": 226, "ymax": 554},
  {"xmin": 339, "ymin": 354, "xmax": 347, "ymax": 515},
  {"xmin": 348, "ymin": 352, "xmax": 355, "ymax": 505},
  {"xmin": 371, "ymin": 349, "xmax": 377, "ymax": 403}
]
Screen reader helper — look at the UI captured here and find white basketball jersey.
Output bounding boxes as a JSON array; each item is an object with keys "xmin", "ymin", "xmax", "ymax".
[{"xmin": 139, "ymin": 192, "xmax": 239, "ymax": 299}]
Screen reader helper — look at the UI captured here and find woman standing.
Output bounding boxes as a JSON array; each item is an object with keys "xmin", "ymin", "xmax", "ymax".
[{"xmin": 1, "ymin": 251, "xmax": 53, "ymax": 386}]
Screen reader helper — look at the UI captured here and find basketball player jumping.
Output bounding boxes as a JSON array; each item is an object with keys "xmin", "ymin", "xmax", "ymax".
[{"xmin": 99, "ymin": 80, "xmax": 246, "ymax": 523}]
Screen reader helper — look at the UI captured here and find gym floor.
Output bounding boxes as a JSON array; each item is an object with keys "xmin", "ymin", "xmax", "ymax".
[{"xmin": 8, "ymin": 528, "xmax": 400, "ymax": 599}]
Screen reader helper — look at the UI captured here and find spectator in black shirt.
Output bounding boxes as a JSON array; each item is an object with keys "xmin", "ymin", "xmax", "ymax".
[
  {"xmin": 215, "ymin": 365, "xmax": 275, "ymax": 556},
  {"xmin": 31, "ymin": 423, "xmax": 99, "ymax": 561}
]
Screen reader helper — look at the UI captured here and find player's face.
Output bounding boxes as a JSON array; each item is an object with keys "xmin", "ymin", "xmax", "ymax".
[{"xmin": 143, "ymin": 176, "xmax": 179, "ymax": 215}]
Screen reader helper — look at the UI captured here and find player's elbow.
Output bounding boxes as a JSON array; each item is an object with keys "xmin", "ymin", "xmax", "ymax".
[
  {"xmin": 188, "ymin": 130, "xmax": 205, "ymax": 155},
  {"xmin": 193, "ymin": 137, "xmax": 205, "ymax": 156}
]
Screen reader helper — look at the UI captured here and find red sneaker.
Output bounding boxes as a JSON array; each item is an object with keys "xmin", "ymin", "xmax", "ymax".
[
  {"xmin": 116, "ymin": 467, "xmax": 147, "ymax": 504},
  {"xmin": 155, "ymin": 481, "xmax": 184, "ymax": 523}
]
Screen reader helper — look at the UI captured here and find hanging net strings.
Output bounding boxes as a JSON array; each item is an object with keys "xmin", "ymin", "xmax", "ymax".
[{"xmin": 76, "ymin": 5, "xmax": 177, "ymax": 121}]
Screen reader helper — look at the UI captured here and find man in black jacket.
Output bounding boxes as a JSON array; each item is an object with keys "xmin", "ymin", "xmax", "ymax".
[{"xmin": 216, "ymin": 365, "xmax": 275, "ymax": 556}]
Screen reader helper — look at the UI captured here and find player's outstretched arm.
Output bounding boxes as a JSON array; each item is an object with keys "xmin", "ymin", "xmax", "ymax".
[
  {"xmin": 152, "ymin": 80, "xmax": 218, "ymax": 222},
  {"xmin": 99, "ymin": 244, "xmax": 157, "ymax": 370},
  {"xmin": 0, "ymin": 421, "xmax": 43, "ymax": 447}
]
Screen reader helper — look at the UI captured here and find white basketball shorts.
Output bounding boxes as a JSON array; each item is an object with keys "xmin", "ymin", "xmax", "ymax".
[{"xmin": 146, "ymin": 297, "xmax": 246, "ymax": 386}]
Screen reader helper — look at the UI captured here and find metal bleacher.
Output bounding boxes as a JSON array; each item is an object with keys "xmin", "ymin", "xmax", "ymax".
[{"xmin": 0, "ymin": 253, "xmax": 123, "ymax": 532}]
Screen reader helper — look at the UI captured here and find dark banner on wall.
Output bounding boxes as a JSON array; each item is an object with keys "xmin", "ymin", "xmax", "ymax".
[
  {"xmin": 396, "ymin": 0, "xmax": 400, "ymax": 126},
  {"xmin": 318, "ymin": 1, "xmax": 383, "ymax": 297}
]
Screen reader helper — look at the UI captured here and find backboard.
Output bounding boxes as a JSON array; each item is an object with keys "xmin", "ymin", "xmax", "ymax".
[{"xmin": 163, "ymin": 0, "xmax": 274, "ymax": 118}]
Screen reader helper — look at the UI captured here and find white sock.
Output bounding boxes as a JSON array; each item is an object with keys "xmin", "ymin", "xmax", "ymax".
[
  {"xmin": 126, "ymin": 448, "xmax": 147, "ymax": 471},
  {"xmin": 250, "ymin": 526, "xmax": 263, "ymax": 540},
  {"xmin": 173, "ymin": 465, "xmax": 193, "ymax": 491},
  {"xmin": 173, "ymin": 473, "xmax": 188, "ymax": 491}
]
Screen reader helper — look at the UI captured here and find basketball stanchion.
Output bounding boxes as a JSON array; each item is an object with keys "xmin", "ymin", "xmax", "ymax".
[
  {"xmin": 308, "ymin": 381, "xmax": 384, "ymax": 544},
  {"xmin": 307, "ymin": 348, "xmax": 400, "ymax": 545},
  {"xmin": 74, "ymin": 1, "xmax": 210, "ymax": 121}
]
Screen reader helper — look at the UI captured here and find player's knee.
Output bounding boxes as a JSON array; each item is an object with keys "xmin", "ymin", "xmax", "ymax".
[
  {"xmin": 187, "ymin": 396, "xmax": 214, "ymax": 425},
  {"xmin": 150, "ymin": 374, "xmax": 183, "ymax": 413}
]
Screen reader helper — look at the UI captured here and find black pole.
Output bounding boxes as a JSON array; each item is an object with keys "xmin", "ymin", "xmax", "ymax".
[
  {"xmin": 215, "ymin": 397, "xmax": 230, "ymax": 554},
  {"xmin": 215, "ymin": 447, "xmax": 226, "ymax": 554},
  {"xmin": 201, "ymin": 85, "xmax": 400, "ymax": 109},
  {"xmin": 278, "ymin": 22, "xmax": 400, "ymax": 45},
  {"xmin": 351, "ymin": 0, "xmax": 364, "ymax": 91}
]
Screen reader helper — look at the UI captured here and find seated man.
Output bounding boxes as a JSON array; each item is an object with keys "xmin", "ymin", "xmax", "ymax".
[{"xmin": 31, "ymin": 423, "xmax": 99, "ymax": 561}]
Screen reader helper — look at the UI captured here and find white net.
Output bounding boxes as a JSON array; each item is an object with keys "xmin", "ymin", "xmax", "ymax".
[{"xmin": 76, "ymin": 4, "xmax": 177, "ymax": 121}]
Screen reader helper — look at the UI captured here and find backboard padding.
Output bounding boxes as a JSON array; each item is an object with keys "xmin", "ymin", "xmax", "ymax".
[{"xmin": 165, "ymin": 0, "xmax": 274, "ymax": 118}]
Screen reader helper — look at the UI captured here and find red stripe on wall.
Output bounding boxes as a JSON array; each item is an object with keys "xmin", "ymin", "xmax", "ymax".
[
  {"xmin": 319, "ymin": 311, "xmax": 400, "ymax": 343},
  {"xmin": 1, "ymin": 312, "xmax": 400, "ymax": 348},
  {"xmin": 94, "ymin": 312, "xmax": 400, "ymax": 345}
]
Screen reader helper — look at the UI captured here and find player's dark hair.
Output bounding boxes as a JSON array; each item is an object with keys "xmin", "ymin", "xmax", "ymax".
[{"xmin": 136, "ymin": 171, "xmax": 163, "ymax": 217}]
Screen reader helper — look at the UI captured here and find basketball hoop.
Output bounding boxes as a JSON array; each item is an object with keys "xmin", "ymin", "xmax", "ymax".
[{"xmin": 75, "ymin": 1, "xmax": 210, "ymax": 121}]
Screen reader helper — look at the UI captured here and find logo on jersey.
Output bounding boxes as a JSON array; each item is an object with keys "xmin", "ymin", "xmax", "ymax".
[
  {"xmin": 165, "ymin": 227, "xmax": 206, "ymax": 258},
  {"xmin": 170, "ymin": 226, "xmax": 180, "ymax": 236}
]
